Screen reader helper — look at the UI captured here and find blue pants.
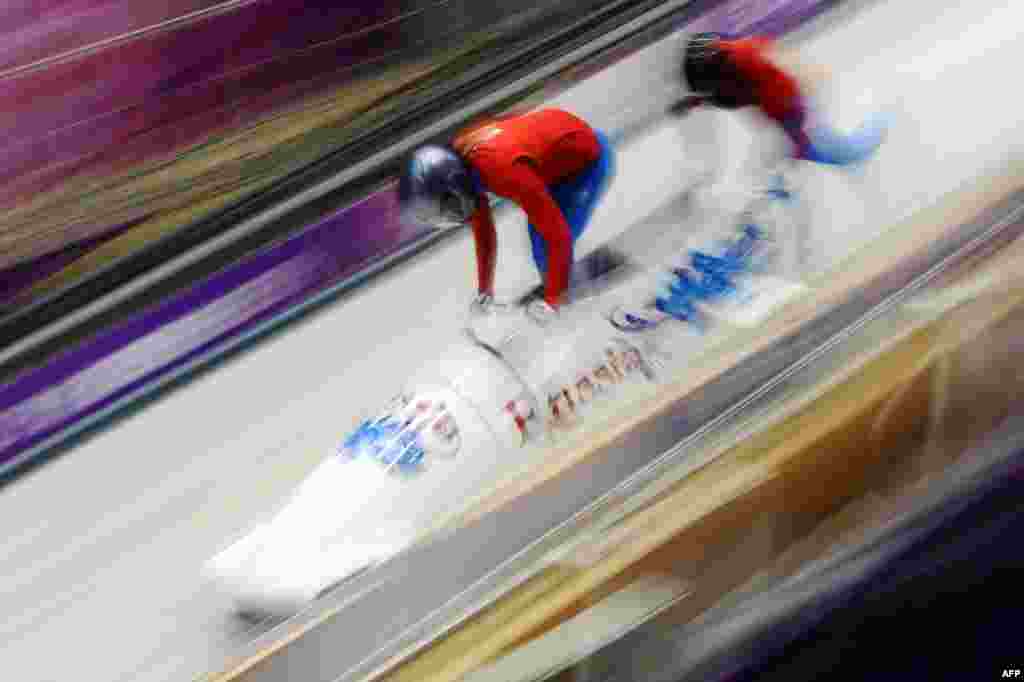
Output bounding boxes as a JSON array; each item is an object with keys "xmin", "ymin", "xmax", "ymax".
[
  {"xmin": 782, "ymin": 108, "xmax": 888, "ymax": 166},
  {"xmin": 528, "ymin": 130, "xmax": 616, "ymax": 275}
]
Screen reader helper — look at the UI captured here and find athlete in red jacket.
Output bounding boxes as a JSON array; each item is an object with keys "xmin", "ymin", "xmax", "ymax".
[
  {"xmin": 400, "ymin": 109, "xmax": 615, "ymax": 321},
  {"xmin": 673, "ymin": 32, "xmax": 886, "ymax": 166}
]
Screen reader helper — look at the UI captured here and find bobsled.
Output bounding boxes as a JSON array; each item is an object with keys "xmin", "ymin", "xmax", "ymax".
[
  {"xmin": 203, "ymin": 296, "xmax": 661, "ymax": 618},
  {"xmin": 204, "ymin": 188, "xmax": 810, "ymax": 619}
]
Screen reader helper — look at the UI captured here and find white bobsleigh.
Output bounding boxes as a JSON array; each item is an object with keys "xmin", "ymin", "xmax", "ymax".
[
  {"xmin": 203, "ymin": 300, "xmax": 662, "ymax": 619},
  {"xmin": 204, "ymin": 189, "xmax": 814, "ymax": 619}
]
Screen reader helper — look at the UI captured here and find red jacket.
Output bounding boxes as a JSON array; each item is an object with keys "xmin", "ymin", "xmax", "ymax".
[
  {"xmin": 719, "ymin": 36, "xmax": 804, "ymax": 124},
  {"xmin": 453, "ymin": 108, "xmax": 600, "ymax": 307}
]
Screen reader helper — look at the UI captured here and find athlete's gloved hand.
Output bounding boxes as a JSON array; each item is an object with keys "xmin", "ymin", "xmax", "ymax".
[
  {"xmin": 526, "ymin": 299, "xmax": 559, "ymax": 327},
  {"xmin": 470, "ymin": 292, "xmax": 515, "ymax": 318},
  {"xmin": 469, "ymin": 292, "xmax": 494, "ymax": 317}
]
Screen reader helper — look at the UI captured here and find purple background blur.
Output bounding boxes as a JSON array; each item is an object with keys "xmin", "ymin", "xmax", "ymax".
[
  {"xmin": 0, "ymin": 0, "xmax": 544, "ymax": 307},
  {"xmin": 0, "ymin": 2, "xmax": 429, "ymax": 261}
]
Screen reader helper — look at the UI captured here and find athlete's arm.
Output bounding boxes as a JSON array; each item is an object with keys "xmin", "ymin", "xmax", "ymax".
[
  {"xmin": 468, "ymin": 197, "xmax": 498, "ymax": 297},
  {"xmin": 780, "ymin": 117, "xmax": 815, "ymax": 159},
  {"xmin": 494, "ymin": 160, "xmax": 574, "ymax": 307}
]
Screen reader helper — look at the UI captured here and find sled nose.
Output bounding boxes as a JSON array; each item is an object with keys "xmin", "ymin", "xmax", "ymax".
[{"xmin": 204, "ymin": 525, "xmax": 392, "ymax": 619}]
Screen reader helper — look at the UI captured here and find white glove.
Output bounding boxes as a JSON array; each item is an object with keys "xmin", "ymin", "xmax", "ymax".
[
  {"xmin": 526, "ymin": 299, "xmax": 559, "ymax": 327},
  {"xmin": 470, "ymin": 293, "xmax": 519, "ymax": 318},
  {"xmin": 469, "ymin": 293, "xmax": 496, "ymax": 318}
]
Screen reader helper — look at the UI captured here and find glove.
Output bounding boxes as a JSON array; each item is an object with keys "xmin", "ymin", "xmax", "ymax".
[
  {"xmin": 469, "ymin": 292, "xmax": 495, "ymax": 317},
  {"xmin": 470, "ymin": 292, "xmax": 517, "ymax": 318},
  {"xmin": 526, "ymin": 299, "xmax": 559, "ymax": 327}
]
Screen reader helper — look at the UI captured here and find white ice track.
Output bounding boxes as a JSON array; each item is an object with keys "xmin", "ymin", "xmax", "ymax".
[{"xmin": 3, "ymin": 2, "xmax": 1024, "ymax": 680}]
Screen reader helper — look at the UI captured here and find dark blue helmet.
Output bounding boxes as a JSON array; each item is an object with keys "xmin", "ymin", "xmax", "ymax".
[
  {"xmin": 683, "ymin": 32, "xmax": 726, "ymax": 90},
  {"xmin": 682, "ymin": 32, "xmax": 749, "ymax": 109},
  {"xmin": 399, "ymin": 145, "xmax": 479, "ymax": 229}
]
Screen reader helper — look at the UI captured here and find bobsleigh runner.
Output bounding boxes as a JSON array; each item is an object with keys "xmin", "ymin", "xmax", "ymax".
[{"xmin": 205, "ymin": 176, "xmax": 812, "ymax": 619}]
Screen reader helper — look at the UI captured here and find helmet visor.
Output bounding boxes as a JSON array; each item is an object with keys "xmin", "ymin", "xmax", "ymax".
[{"xmin": 409, "ymin": 190, "xmax": 475, "ymax": 229}]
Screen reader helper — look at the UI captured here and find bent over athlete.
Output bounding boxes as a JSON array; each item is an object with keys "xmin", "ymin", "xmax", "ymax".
[
  {"xmin": 399, "ymin": 108, "xmax": 615, "ymax": 323},
  {"xmin": 672, "ymin": 32, "xmax": 886, "ymax": 166}
]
